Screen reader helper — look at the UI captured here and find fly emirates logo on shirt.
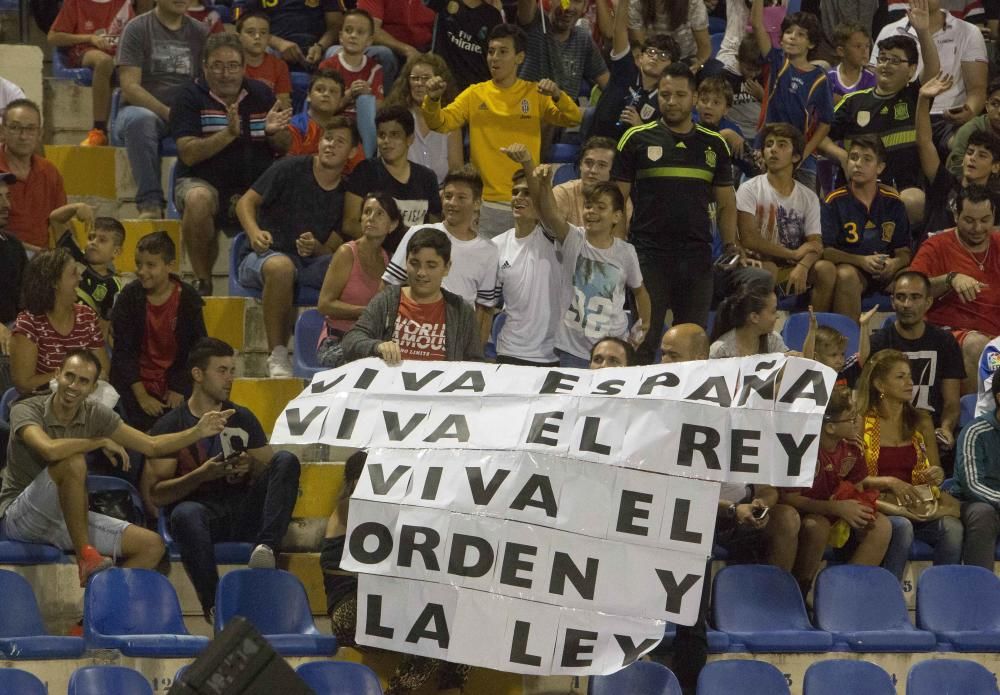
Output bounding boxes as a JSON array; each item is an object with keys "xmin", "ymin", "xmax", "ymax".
[{"xmin": 394, "ymin": 315, "xmax": 446, "ymax": 359}]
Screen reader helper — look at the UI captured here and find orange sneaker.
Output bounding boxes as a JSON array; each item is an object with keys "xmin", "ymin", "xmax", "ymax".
[
  {"xmin": 78, "ymin": 544, "xmax": 112, "ymax": 587},
  {"xmin": 80, "ymin": 128, "xmax": 107, "ymax": 147}
]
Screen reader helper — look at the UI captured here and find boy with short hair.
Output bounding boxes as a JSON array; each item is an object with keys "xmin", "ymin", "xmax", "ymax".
[
  {"xmin": 750, "ymin": 0, "xmax": 834, "ymax": 189},
  {"xmin": 828, "ymin": 21, "xmax": 876, "ymax": 105},
  {"xmin": 288, "ymin": 70, "xmax": 344, "ymax": 154},
  {"xmin": 47, "ymin": 0, "xmax": 133, "ymax": 146},
  {"xmin": 530, "ymin": 163, "xmax": 651, "ymax": 369},
  {"xmin": 57, "ymin": 217, "xmax": 127, "ymax": 333},
  {"xmin": 696, "ymin": 76, "xmax": 754, "ymax": 177},
  {"xmin": 237, "ymin": 12, "xmax": 292, "ymax": 109},
  {"xmin": 807, "ymin": 305, "xmax": 879, "ymax": 388},
  {"xmin": 947, "ymin": 77, "xmax": 1000, "ymax": 178},
  {"xmin": 110, "ymin": 232, "xmax": 207, "ymax": 432},
  {"xmin": 318, "ymin": 8, "xmax": 384, "ymax": 110}
]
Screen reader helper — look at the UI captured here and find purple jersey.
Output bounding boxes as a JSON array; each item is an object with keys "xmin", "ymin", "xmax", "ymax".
[{"xmin": 828, "ymin": 65, "xmax": 877, "ymax": 105}]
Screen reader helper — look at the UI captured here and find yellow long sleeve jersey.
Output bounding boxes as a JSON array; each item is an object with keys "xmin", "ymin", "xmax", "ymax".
[{"xmin": 422, "ymin": 79, "xmax": 582, "ymax": 203}]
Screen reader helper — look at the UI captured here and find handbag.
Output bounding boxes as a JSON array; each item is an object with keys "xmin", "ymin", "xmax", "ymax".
[
  {"xmin": 88, "ymin": 488, "xmax": 144, "ymax": 525},
  {"xmin": 876, "ymin": 484, "xmax": 961, "ymax": 522}
]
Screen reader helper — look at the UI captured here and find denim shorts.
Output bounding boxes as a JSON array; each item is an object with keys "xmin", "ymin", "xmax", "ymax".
[{"xmin": 237, "ymin": 249, "xmax": 332, "ymax": 290}]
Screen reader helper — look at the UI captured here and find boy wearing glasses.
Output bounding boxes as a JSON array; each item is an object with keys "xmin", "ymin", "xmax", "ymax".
[{"xmin": 170, "ymin": 33, "xmax": 292, "ymax": 296}]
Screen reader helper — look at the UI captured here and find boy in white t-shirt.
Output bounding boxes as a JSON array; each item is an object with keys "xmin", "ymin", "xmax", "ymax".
[
  {"xmin": 736, "ymin": 122, "xmax": 835, "ymax": 311},
  {"xmin": 383, "ymin": 165, "xmax": 500, "ymax": 348},
  {"xmin": 530, "ymin": 163, "xmax": 651, "ymax": 368},
  {"xmin": 493, "ymin": 150, "xmax": 561, "ymax": 366}
]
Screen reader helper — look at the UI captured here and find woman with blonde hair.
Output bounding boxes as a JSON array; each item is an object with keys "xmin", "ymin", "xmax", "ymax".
[
  {"xmin": 856, "ymin": 349, "xmax": 962, "ymax": 579},
  {"xmin": 384, "ymin": 52, "xmax": 464, "ymax": 184}
]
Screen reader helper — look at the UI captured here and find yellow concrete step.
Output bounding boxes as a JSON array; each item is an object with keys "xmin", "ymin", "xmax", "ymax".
[
  {"xmin": 204, "ymin": 296, "xmax": 247, "ymax": 352},
  {"xmin": 70, "ymin": 218, "xmax": 182, "ymax": 276},
  {"xmin": 45, "ymin": 144, "xmax": 117, "ymax": 199},
  {"xmin": 230, "ymin": 377, "xmax": 305, "ymax": 436},
  {"xmin": 294, "ymin": 460, "xmax": 343, "ymax": 519}
]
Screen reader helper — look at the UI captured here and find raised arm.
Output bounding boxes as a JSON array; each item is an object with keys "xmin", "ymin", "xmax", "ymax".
[
  {"xmin": 916, "ymin": 72, "xmax": 953, "ymax": 181},
  {"xmin": 421, "ymin": 76, "xmax": 470, "ymax": 133},
  {"xmin": 110, "ymin": 409, "xmax": 234, "ymax": 458},
  {"xmin": 750, "ymin": 0, "xmax": 772, "ymax": 59},
  {"xmin": 908, "ymin": 0, "xmax": 941, "ymax": 83},
  {"xmin": 612, "ymin": 0, "xmax": 631, "ymax": 56},
  {"xmin": 528, "ymin": 163, "xmax": 569, "ymax": 241}
]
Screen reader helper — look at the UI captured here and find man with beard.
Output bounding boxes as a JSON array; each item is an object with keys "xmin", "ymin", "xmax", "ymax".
[
  {"xmin": 869, "ymin": 271, "xmax": 965, "ymax": 453},
  {"xmin": 515, "ymin": 0, "xmax": 609, "ymax": 98},
  {"xmin": 171, "ymin": 32, "xmax": 292, "ymax": 296},
  {"xmin": 235, "ymin": 118, "xmax": 355, "ymax": 377},
  {"xmin": 910, "ymin": 184, "xmax": 1000, "ymax": 395},
  {"xmin": 613, "ymin": 61, "xmax": 739, "ymax": 364}
]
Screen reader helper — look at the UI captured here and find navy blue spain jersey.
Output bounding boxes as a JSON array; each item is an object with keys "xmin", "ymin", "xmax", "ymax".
[{"xmin": 821, "ymin": 184, "xmax": 912, "ymax": 256}]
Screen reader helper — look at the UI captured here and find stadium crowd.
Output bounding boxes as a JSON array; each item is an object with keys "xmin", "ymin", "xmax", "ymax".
[{"xmin": 3, "ymin": 0, "xmax": 1000, "ymax": 692}]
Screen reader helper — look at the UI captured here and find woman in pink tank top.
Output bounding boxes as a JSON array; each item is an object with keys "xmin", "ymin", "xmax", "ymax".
[{"xmin": 316, "ymin": 192, "xmax": 400, "ymax": 367}]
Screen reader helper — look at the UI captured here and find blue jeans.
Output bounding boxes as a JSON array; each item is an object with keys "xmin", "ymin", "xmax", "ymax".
[
  {"xmin": 882, "ymin": 515, "xmax": 964, "ymax": 580},
  {"xmin": 168, "ymin": 451, "xmax": 301, "ymax": 611},
  {"xmin": 556, "ymin": 349, "xmax": 591, "ymax": 369},
  {"xmin": 111, "ymin": 105, "xmax": 168, "ymax": 209}
]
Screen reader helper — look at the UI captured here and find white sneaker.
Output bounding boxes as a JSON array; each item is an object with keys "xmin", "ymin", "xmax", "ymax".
[
  {"xmin": 266, "ymin": 347, "xmax": 293, "ymax": 378},
  {"xmin": 248, "ymin": 544, "xmax": 275, "ymax": 569}
]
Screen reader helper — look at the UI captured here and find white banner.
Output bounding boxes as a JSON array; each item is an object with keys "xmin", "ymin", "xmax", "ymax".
[{"xmin": 274, "ymin": 357, "xmax": 834, "ymax": 675}]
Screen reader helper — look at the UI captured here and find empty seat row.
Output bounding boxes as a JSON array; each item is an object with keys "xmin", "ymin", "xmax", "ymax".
[{"xmin": 712, "ymin": 564, "xmax": 1000, "ymax": 653}]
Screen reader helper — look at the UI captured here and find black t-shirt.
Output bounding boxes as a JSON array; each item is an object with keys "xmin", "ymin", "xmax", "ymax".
[
  {"xmin": 427, "ymin": 0, "xmax": 502, "ymax": 92},
  {"xmin": 613, "ymin": 120, "xmax": 733, "ymax": 253},
  {"xmin": 237, "ymin": 0, "xmax": 341, "ymax": 52},
  {"xmin": 830, "ymin": 82, "xmax": 922, "ymax": 191},
  {"xmin": 170, "ymin": 78, "xmax": 278, "ymax": 200},
  {"xmin": 923, "ymin": 166, "xmax": 958, "ymax": 238},
  {"xmin": 346, "ymin": 158, "xmax": 442, "ymax": 230},
  {"xmin": 252, "ymin": 154, "xmax": 347, "ymax": 254},
  {"xmin": 588, "ymin": 50, "xmax": 658, "ymax": 141},
  {"xmin": 870, "ymin": 323, "xmax": 966, "ymax": 426},
  {"xmin": 149, "ymin": 401, "xmax": 267, "ymax": 501},
  {"xmin": 0, "ymin": 232, "xmax": 26, "ymax": 325}
]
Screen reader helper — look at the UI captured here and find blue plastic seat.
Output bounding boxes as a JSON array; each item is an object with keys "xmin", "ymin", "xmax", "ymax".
[
  {"xmin": 228, "ymin": 233, "xmax": 320, "ymax": 305},
  {"xmin": 68, "ymin": 666, "xmax": 153, "ymax": 695},
  {"xmin": 661, "ymin": 622, "xmax": 731, "ymax": 654},
  {"xmin": 157, "ymin": 514, "xmax": 252, "ymax": 563},
  {"xmin": 917, "ymin": 565, "xmax": 1000, "ymax": 651},
  {"xmin": 52, "ymin": 48, "xmax": 93, "ymax": 86},
  {"xmin": 711, "ymin": 565, "xmax": 833, "ymax": 652},
  {"xmin": 552, "ymin": 163, "xmax": 578, "ymax": 186},
  {"xmin": 697, "ymin": 660, "xmax": 789, "ymax": 694},
  {"xmin": 290, "ymin": 71, "xmax": 311, "ymax": 114},
  {"xmin": 0, "ymin": 539, "xmax": 65, "ymax": 565},
  {"xmin": 296, "ymin": 661, "xmax": 383, "ymax": 694},
  {"xmin": 710, "ymin": 32, "xmax": 724, "ymax": 57},
  {"xmin": 802, "ymin": 660, "xmax": 895, "ymax": 695},
  {"xmin": 549, "ymin": 143, "xmax": 580, "ymax": 164},
  {"xmin": 960, "ymin": 393, "xmax": 977, "ymax": 428},
  {"xmin": 0, "ymin": 387, "xmax": 19, "ymax": 425},
  {"xmin": 0, "ymin": 668, "xmax": 47, "ymax": 694},
  {"xmin": 0, "ymin": 569, "xmax": 85, "ymax": 658},
  {"xmin": 908, "ymin": 539, "xmax": 935, "ymax": 560},
  {"xmin": 484, "ymin": 312, "xmax": 507, "ymax": 360},
  {"xmin": 906, "ymin": 659, "xmax": 1000, "ymax": 695},
  {"xmin": 861, "ymin": 293, "xmax": 893, "ymax": 311},
  {"xmin": 84, "ymin": 568, "xmax": 209, "ymax": 657},
  {"xmin": 293, "ymin": 309, "xmax": 326, "ymax": 379},
  {"xmin": 813, "ymin": 565, "xmax": 936, "ymax": 652},
  {"xmin": 781, "ymin": 311, "xmax": 860, "ymax": 356},
  {"xmin": 589, "ymin": 661, "xmax": 682, "ymax": 695},
  {"xmin": 215, "ymin": 569, "xmax": 338, "ymax": 656},
  {"xmin": 881, "ymin": 313, "xmax": 896, "ymax": 330}
]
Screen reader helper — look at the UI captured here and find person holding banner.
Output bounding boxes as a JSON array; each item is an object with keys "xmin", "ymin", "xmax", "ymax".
[
  {"xmin": 529, "ymin": 163, "xmax": 651, "ymax": 369},
  {"xmin": 343, "ymin": 227, "xmax": 483, "ymax": 364}
]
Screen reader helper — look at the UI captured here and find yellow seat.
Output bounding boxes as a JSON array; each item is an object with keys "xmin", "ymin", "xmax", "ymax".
[
  {"xmin": 230, "ymin": 377, "xmax": 304, "ymax": 436},
  {"xmin": 70, "ymin": 219, "xmax": 181, "ymax": 275},
  {"xmin": 292, "ymin": 462, "xmax": 343, "ymax": 519}
]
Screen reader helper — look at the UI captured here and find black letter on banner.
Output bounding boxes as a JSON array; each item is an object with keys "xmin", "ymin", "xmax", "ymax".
[
  {"xmin": 539, "ymin": 371, "xmax": 580, "ymax": 394},
  {"xmin": 655, "ymin": 570, "xmax": 700, "ymax": 612},
  {"xmin": 349, "ymin": 522, "xmax": 393, "ymax": 564},
  {"xmin": 638, "ymin": 371, "xmax": 680, "ymax": 395},
  {"xmin": 405, "ymin": 603, "xmax": 450, "ymax": 648},
  {"xmin": 421, "ymin": 467, "xmax": 442, "ymax": 500},
  {"xmin": 448, "ymin": 534, "xmax": 495, "ymax": 577},
  {"xmin": 592, "ymin": 378, "xmax": 625, "ymax": 395},
  {"xmin": 336, "ymin": 409, "xmax": 359, "ymax": 439},
  {"xmin": 677, "ymin": 424, "xmax": 721, "ymax": 470},
  {"xmin": 736, "ymin": 361, "xmax": 779, "ymax": 406},
  {"xmin": 398, "ymin": 525, "xmax": 441, "ymax": 570},
  {"xmin": 354, "ymin": 368, "xmax": 378, "ymax": 389},
  {"xmin": 580, "ymin": 416, "xmax": 611, "ymax": 455},
  {"xmin": 526, "ymin": 412, "xmax": 563, "ymax": 446},
  {"xmin": 731, "ymin": 429, "xmax": 760, "ymax": 473},
  {"xmin": 549, "ymin": 552, "xmax": 598, "ymax": 599},
  {"xmin": 669, "ymin": 499, "xmax": 703, "ymax": 545},
  {"xmin": 367, "ymin": 464, "xmax": 411, "ymax": 495},
  {"xmin": 561, "ymin": 629, "xmax": 597, "ymax": 668},
  {"xmin": 614, "ymin": 635, "xmax": 661, "ymax": 667},
  {"xmin": 309, "ymin": 373, "xmax": 346, "ymax": 393},
  {"xmin": 510, "ymin": 475, "xmax": 558, "ymax": 517},
  {"xmin": 384, "ymin": 411, "xmax": 427, "ymax": 440},
  {"xmin": 510, "ymin": 621, "xmax": 542, "ymax": 666},
  {"xmin": 364, "ymin": 594, "xmax": 394, "ymax": 638},
  {"xmin": 779, "ymin": 369, "xmax": 830, "ymax": 407},
  {"xmin": 778, "ymin": 432, "xmax": 818, "ymax": 477},
  {"xmin": 424, "ymin": 415, "xmax": 470, "ymax": 443},
  {"xmin": 617, "ymin": 490, "xmax": 653, "ymax": 536},
  {"xmin": 285, "ymin": 407, "xmax": 326, "ymax": 436},
  {"xmin": 467, "ymin": 468, "xmax": 511, "ymax": 505},
  {"xmin": 402, "ymin": 369, "xmax": 444, "ymax": 391},
  {"xmin": 500, "ymin": 543, "xmax": 537, "ymax": 588},
  {"xmin": 685, "ymin": 376, "xmax": 733, "ymax": 407},
  {"xmin": 440, "ymin": 370, "xmax": 486, "ymax": 393}
]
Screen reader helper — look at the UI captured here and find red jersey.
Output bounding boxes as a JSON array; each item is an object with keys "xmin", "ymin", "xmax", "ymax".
[
  {"xmin": 393, "ymin": 291, "xmax": 447, "ymax": 361},
  {"xmin": 139, "ymin": 281, "xmax": 181, "ymax": 398},
  {"xmin": 910, "ymin": 229, "xmax": 1000, "ymax": 337},
  {"xmin": 50, "ymin": 0, "xmax": 132, "ymax": 62},
  {"xmin": 356, "ymin": 0, "xmax": 433, "ymax": 49},
  {"xmin": 0, "ymin": 149, "xmax": 67, "ymax": 249},
  {"xmin": 286, "ymin": 112, "xmax": 365, "ymax": 171},
  {"xmin": 186, "ymin": 5, "xmax": 225, "ymax": 33},
  {"xmin": 317, "ymin": 52, "xmax": 384, "ymax": 110},
  {"xmin": 245, "ymin": 53, "xmax": 292, "ymax": 96},
  {"xmin": 801, "ymin": 440, "xmax": 867, "ymax": 501}
]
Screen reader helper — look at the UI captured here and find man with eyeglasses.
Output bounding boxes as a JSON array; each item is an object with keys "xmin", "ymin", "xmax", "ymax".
[
  {"xmin": 587, "ymin": 0, "xmax": 680, "ymax": 141},
  {"xmin": 824, "ymin": 6, "xmax": 939, "ymax": 227},
  {"xmin": 946, "ymin": 78, "xmax": 1000, "ymax": 178},
  {"xmin": 170, "ymin": 32, "xmax": 292, "ymax": 296}
]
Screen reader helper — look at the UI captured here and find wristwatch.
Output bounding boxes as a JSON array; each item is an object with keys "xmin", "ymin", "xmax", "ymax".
[
  {"xmin": 726, "ymin": 503, "xmax": 738, "ymax": 520},
  {"xmin": 946, "ymin": 271, "xmax": 958, "ymax": 290}
]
